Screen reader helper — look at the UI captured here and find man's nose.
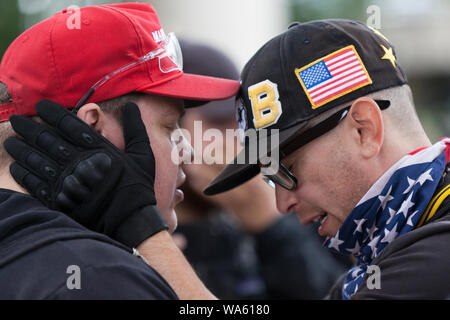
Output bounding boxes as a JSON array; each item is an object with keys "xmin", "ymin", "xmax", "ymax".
[
  {"xmin": 185, "ymin": 138, "xmax": 195, "ymax": 164},
  {"xmin": 178, "ymin": 167, "xmax": 186, "ymax": 188},
  {"xmin": 181, "ymin": 135, "xmax": 194, "ymax": 163},
  {"xmin": 175, "ymin": 129, "xmax": 194, "ymax": 163},
  {"xmin": 275, "ymin": 184, "xmax": 298, "ymax": 214}
]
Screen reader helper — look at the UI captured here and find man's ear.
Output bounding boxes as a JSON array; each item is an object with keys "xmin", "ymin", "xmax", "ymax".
[
  {"xmin": 76, "ymin": 103, "xmax": 106, "ymax": 135},
  {"xmin": 346, "ymin": 97, "xmax": 384, "ymax": 159},
  {"xmin": 76, "ymin": 103, "xmax": 126, "ymax": 150}
]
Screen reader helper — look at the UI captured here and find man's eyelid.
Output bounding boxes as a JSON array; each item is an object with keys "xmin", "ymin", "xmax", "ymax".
[{"xmin": 162, "ymin": 116, "xmax": 180, "ymax": 129}]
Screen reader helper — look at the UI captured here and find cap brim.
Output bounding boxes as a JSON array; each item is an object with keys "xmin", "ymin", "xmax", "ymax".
[
  {"xmin": 137, "ymin": 73, "xmax": 240, "ymax": 107},
  {"xmin": 203, "ymin": 121, "xmax": 308, "ymax": 195}
]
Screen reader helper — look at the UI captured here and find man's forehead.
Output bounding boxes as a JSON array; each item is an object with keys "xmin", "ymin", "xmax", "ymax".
[{"xmin": 139, "ymin": 94, "xmax": 185, "ymax": 118}]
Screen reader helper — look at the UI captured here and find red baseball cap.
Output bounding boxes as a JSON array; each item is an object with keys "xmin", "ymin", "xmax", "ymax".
[{"xmin": 0, "ymin": 3, "xmax": 239, "ymax": 122}]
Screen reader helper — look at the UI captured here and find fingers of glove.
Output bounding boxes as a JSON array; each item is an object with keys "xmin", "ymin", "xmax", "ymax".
[
  {"xmin": 10, "ymin": 162, "xmax": 52, "ymax": 203},
  {"xmin": 122, "ymin": 102, "xmax": 155, "ymax": 173},
  {"xmin": 35, "ymin": 99, "xmax": 104, "ymax": 148},
  {"xmin": 9, "ymin": 114, "xmax": 44, "ymax": 146},
  {"xmin": 4, "ymin": 137, "xmax": 61, "ymax": 182},
  {"xmin": 9, "ymin": 115, "xmax": 76, "ymax": 164},
  {"xmin": 122, "ymin": 102, "xmax": 152, "ymax": 155}
]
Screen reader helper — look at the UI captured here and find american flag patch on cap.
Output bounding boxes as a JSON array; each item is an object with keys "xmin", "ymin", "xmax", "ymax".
[{"xmin": 295, "ymin": 45, "xmax": 372, "ymax": 109}]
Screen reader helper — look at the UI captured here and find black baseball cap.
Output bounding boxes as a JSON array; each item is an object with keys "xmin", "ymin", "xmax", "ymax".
[{"xmin": 204, "ymin": 19, "xmax": 407, "ymax": 196}]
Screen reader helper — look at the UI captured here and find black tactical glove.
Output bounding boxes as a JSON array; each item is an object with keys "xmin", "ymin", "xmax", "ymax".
[{"xmin": 4, "ymin": 99, "xmax": 168, "ymax": 248}]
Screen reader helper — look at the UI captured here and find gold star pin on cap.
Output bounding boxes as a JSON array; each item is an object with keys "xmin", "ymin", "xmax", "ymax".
[{"xmin": 380, "ymin": 45, "xmax": 396, "ymax": 68}]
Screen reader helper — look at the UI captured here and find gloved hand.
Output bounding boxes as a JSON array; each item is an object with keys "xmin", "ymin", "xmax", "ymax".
[{"xmin": 4, "ymin": 99, "xmax": 168, "ymax": 248}]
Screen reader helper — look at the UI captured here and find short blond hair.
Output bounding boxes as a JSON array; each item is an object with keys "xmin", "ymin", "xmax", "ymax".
[{"xmin": 302, "ymin": 84, "xmax": 426, "ymax": 139}]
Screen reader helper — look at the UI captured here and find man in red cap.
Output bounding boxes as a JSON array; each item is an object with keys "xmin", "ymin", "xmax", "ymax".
[{"xmin": 0, "ymin": 3, "xmax": 238, "ymax": 299}]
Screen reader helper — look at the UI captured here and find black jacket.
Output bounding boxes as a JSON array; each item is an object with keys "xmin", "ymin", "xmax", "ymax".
[{"xmin": 0, "ymin": 189, "xmax": 178, "ymax": 299}]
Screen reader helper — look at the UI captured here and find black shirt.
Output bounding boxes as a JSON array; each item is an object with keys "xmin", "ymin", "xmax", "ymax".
[{"xmin": 0, "ymin": 189, "xmax": 178, "ymax": 299}]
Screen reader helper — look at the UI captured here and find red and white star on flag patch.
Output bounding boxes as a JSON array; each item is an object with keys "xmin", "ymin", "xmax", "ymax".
[{"xmin": 295, "ymin": 45, "xmax": 372, "ymax": 109}]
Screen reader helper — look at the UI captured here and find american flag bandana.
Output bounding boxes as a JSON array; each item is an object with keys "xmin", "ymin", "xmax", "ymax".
[{"xmin": 324, "ymin": 138, "xmax": 450, "ymax": 300}]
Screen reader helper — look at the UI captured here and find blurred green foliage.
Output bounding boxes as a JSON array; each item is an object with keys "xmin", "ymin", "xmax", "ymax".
[
  {"xmin": 289, "ymin": 0, "xmax": 369, "ymax": 22},
  {"xmin": 0, "ymin": 0, "xmax": 21, "ymax": 58}
]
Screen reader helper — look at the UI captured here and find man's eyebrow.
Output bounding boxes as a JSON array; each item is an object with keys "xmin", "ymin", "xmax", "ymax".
[{"xmin": 162, "ymin": 105, "xmax": 185, "ymax": 120}]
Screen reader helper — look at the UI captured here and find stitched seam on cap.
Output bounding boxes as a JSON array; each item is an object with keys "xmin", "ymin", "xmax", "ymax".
[
  {"xmin": 48, "ymin": 15, "xmax": 63, "ymax": 95},
  {"xmin": 103, "ymin": 5, "xmax": 148, "ymax": 79}
]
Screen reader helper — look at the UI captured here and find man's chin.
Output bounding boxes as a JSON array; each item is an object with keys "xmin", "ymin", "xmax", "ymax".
[
  {"xmin": 326, "ymin": 224, "xmax": 342, "ymax": 238},
  {"xmin": 166, "ymin": 208, "xmax": 178, "ymax": 234},
  {"xmin": 318, "ymin": 215, "xmax": 342, "ymax": 238}
]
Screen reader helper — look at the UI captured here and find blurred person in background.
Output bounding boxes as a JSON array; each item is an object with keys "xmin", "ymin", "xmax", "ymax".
[{"xmin": 174, "ymin": 39, "xmax": 353, "ymax": 299}]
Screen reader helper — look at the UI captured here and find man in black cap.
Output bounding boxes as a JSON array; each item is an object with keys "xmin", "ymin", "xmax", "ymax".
[
  {"xmin": 205, "ymin": 20, "xmax": 450, "ymax": 299},
  {"xmin": 175, "ymin": 38, "xmax": 352, "ymax": 299}
]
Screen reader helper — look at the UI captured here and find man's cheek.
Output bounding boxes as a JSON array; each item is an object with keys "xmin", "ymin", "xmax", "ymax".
[
  {"xmin": 153, "ymin": 159, "xmax": 176, "ymax": 208},
  {"xmin": 154, "ymin": 175, "xmax": 178, "ymax": 232},
  {"xmin": 153, "ymin": 168, "xmax": 168, "ymax": 208}
]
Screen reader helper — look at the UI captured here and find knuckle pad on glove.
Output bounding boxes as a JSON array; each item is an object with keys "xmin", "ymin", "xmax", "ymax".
[
  {"xmin": 36, "ymin": 132, "xmax": 73, "ymax": 160},
  {"xmin": 59, "ymin": 116, "xmax": 97, "ymax": 146},
  {"xmin": 61, "ymin": 174, "xmax": 91, "ymax": 203},
  {"xmin": 56, "ymin": 145, "xmax": 72, "ymax": 158},
  {"xmin": 23, "ymin": 171, "xmax": 42, "ymax": 191},
  {"xmin": 36, "ymin": 131, "xmax": 57, "ymax": 149},
  {"xmin": 73, "ymin": 153, "xmax": 112, "ymax": 187},
  {"xmin": 26, "ymin": 152, "xmax": 58, "ymax": 181},
  {"xmin": 22, "ymin": 173, "xmax": 51, "ymax": 203},
  {"xmin": 56, "ymin": 191, "xmax": 77, "ymax": 212},
  {"xmin": 37, "ymin": 187, "xmax": 51, "ymax": 202}
]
